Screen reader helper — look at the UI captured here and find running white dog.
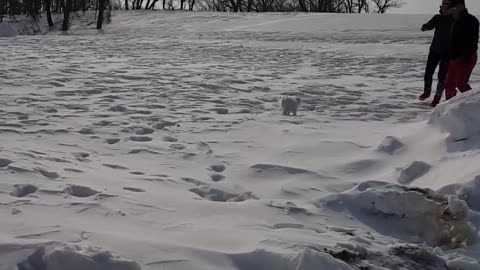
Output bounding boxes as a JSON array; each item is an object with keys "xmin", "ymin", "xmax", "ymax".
[{"xmin": 280, "ymin": 96, "xmax": 301, "ymax": 116}]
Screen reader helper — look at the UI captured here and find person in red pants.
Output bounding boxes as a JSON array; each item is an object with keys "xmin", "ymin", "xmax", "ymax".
[{"xmin": 444, "ymin": 0, "xmax": 479, "ymax": 101}]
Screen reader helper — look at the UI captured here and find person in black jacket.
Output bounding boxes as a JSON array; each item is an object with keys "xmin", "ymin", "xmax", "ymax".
[
  {"xmin": 444, "ymin": 0, "xmax": 479, "ymax": 100},
  {"xmin": 419, "ymin": 0, "xmax": 454, "ymax": 107}
]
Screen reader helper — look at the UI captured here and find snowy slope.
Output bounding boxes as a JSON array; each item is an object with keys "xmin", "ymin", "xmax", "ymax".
[{"xmin": 1, "ymin": 11, "xmax": 480, "ymax": 269}]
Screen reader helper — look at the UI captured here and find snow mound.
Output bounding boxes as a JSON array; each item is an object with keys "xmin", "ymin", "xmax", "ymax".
[
  {"xmin": 231, "ymin": 247, "xmax": 354, "ymax": 270},
  {"xmin": 10, "ymin": 184, "xmax": 38, "ymax": 197},
  {"xmin": 447, "ymin": 195, "xmax": 469, "ymax": 220},
  {"xmin": 316, "ymin": 182, "xmax": 478, "ymax": 246},
  {"xmin": 397, "ymin": 161, "xmax": 431, "ymax": 185},
  {"xmin": 446, "ymin": 255, "xmax": 480, "ymax": 270},
  {"xmin": 190, "ymin": 185, "xmax": 259, "ymax": 202},
  {"xmin": 250, "ymin": 164, "xmax": 318, "ymax": 175},
  {"xmin": 429, "ymin": 90, "xmax": 480, "ymax": 141},
  {"xmin": 376, "ymin": 136, "xmax": 405, "ymax": 155},
  {"xmin": 231, "ymin": 241, "xmax": 455, "ymax": 270},
  {"xmin": 438, "ymin": 175, "xmax": 480, "ymax": 211},
  {"xmin": 0, "ymin": 22, "xmax": 18, "ymax": 37},
  {"xmin": 64, "ymin": 185, "xmax": 99, "ymax": 197},
  {"xmin": 15, "ymin": 244, "xmax": 141, "ymax": 270}
]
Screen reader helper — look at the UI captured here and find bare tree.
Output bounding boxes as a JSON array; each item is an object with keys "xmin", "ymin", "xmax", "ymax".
[
  {"xmin": 54, "ymin": 0, "xmax": 63, "ymax": 13},
  {"xmin": 246, "ymin": 0, "xmax": 253, "ymax": 11},
  {"xmin": 188, "ymin": 0, "xmax": 195, "ymax": 10},
  {"xmin": 371, "ymin": 0, "xmax": 402, "ymax": 13},
  {"xmin": 0, "ymin": 0, "xmax": 7, "ymax": 22},
  {"xmin": 229, "ymin": 0, "xmax": 237, "ymax": 11},
  {"xmin": 97, "ymin": 0, "xmax": 106, "ymax": 28},
  {"xmin": 62, "ymin": 0, "xmax": 72, "ymax": 30},
  {"xmin": 298, "ymin": 0, "xmax": 306, "ymax": 11},
  {"xmin": 343, "ymin": 0, "xmax": 353, "ymax": 13},
  {"xmin": 147, "ymin": 0, "xmax": 159, "ymax": 8},
  {"xmin": 357, "ymin": 0, "xmax": 368, "ymax": 12},
  {"xmin": 45, "ymin": 0, "xmax": 55, "ymax": 26}
]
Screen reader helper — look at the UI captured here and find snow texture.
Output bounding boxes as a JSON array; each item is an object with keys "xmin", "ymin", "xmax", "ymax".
[
  {"xmin": 2, "ymin": 10, "xmax": 480, "ymax": 270},
  {"xmin": 430, "ymin": 90, "xmax": 480, "ymax": 141}
]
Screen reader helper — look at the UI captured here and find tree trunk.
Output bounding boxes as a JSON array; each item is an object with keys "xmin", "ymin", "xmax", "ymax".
[
  {"xmin": 125, "ymin": 0, "xmax": 129, "ymax": 9},
  {"xmin": 56, "ymin": 0, "xmax": 63, "ymax": 12},
  {"xmin": 145, "ymin": 0, "xmax": 151, "ymax": 8},
  {"xmin": 97, "ymin": 0, "xmax": 105, "ymax": 28},
  {"xmin": 0, "ymin": 0, "xmax": 5, "ymax": 22},
  {"xmin": 357, "ymin": 0, "xmax": 368, "ymax": 12},
  {"xmin": 80, "ymin": 0, "xmax": 86, "ymax": 12},
  {"xmin": 132, "ymin": 0, "xmax": 135, "ymax": 9},
  {"xmin": 317, "ymin": 0, "xmax": 324, "ymax": 12},
  {"xmin": 162, "ymin": 0, "xmax": 165, "ymax": 9},
  {"xmin": 246, "ymin": 0, "xmax": 252, "ymax": 11},
  {"xmin": 148, "ymin": 0, "xmax": 158, "ymax": 8},
  {"xmin": 187, "ymin": 0, "xmax": 194, "ymax": 10},
  {"xmin": 45, "ymin": 0, "xmax": 54, "ymax": 26},
  {"xmin": 236, "ymin": 0, "xmax": 241, "ymax": 11},
  {"xmin": 298, "ymin": 0, "xmax": 306, "ymax": 12},
  {"xmin": 62, "ymin": 0, "xmax": 71, "ymax": 30}
]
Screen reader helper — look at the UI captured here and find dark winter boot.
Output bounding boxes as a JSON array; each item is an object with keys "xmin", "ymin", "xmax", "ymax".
[
  {"xmin": 419, "ymin": 87, "xmax": 431, "ymax": 101},
  {"xmin": 430, "ymin": 94, "xmax": 441, "ymax": 107}
]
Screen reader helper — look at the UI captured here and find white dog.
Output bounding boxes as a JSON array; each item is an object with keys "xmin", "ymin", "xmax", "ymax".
[{"xmin": 280, "ymin": 96, "xmax": 301, "ymax": 116}]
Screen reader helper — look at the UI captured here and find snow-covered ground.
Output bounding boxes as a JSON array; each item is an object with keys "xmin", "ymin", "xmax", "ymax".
[{"xmin": 2, "ymin": 11, "xmax": 480, "ymax": 269}]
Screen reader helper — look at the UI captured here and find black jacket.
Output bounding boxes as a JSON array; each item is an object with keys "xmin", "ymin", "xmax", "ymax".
[
  {"xmin": 422, "ymin": 13, "xmax": 454, "ymax": 56},
  {"xmin": 449, "ymin": 9, "xmax": 479, "ymax": 60}
]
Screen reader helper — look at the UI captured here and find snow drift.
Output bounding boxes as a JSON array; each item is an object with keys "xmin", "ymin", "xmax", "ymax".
[
  {"xmin": 0, "ymin": 22, "xmax": 18, "ymax": 37},
  {"xmin": 316, "ymin": 181, "xmax": 478, "ymax": 247},
  {"xmin": 1, "ymin": 243, "xmax": 141, "ymax": 270},
  {"xmin": 438, "ymin": 175, "xmax": 480, "ymax": 212},
  {"xmin": 429, "ymin": 90, "xmax": 480, "ymax": 141}
]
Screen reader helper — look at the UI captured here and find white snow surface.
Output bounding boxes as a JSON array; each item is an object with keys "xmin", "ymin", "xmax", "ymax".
[
  {"xmin": 2, "ymin": 11, "xmax": 480, "ymax": 269},
  {"xmin": 430, "ymin": 90, "xmax": 480, "ymax": 141}
]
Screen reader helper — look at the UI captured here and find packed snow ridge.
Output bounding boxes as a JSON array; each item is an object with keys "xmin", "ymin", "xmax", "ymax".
[{"xmin": 430, "ymin": 90, "xmax": 480, "ymax": 141}]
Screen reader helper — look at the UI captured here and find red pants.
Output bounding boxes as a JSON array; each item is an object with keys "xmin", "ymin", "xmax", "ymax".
[{"xmin": 445, "ymin": 53, "xmax": 477, "ymax": 100}]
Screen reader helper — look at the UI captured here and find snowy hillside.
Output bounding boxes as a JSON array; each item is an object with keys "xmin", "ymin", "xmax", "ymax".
[{"xmin": 1, "ymin": 11, "xmax": 480, "ymax": 269}]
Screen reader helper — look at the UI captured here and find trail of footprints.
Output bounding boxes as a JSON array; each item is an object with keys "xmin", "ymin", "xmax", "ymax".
[{"xmin": 0, "ymin": 16, "xmax": 438, "ymax": 226}]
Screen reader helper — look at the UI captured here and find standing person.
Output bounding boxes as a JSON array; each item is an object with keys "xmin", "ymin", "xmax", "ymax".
[
  {"xmin": 444, "ymin": 0, "xmax": 479, "ymax": 100},
  {"xmin": 419, "ymin": 0, "xmax": 454, "ymax": 107}
]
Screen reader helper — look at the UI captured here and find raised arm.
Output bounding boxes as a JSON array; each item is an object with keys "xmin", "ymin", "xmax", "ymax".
[{"xmin": 422, "ymin": 15, "xmax": 440, "ymax": 31}]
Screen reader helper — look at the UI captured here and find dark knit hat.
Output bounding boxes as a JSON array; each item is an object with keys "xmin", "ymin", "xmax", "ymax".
[{"xmin": 450, "ymin": 0, "xmax": 465, "ymax": 6}]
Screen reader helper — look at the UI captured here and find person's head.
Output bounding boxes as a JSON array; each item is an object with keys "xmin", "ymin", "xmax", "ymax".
[
  {"xmin": 449, "ymin": 0, "xmax": 466, "ymax": 18},
  {"xmin": 440, "ymin": 0, "xmax": 451, "ymax": 15}
]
